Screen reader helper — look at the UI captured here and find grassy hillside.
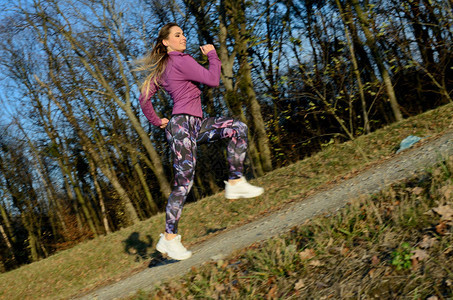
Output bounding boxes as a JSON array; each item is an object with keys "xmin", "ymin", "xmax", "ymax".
[
  {"xmin": 0, "ymin": 103, "xmax": 452, "ymax": 300},
  {"xmin": 145, "ymin": 155, "xmax": 453, "ymax": 299}
]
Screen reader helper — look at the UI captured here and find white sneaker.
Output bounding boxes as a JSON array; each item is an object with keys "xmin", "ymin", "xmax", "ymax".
[
  {"xmin": 156, "ymin": 233, "xmax": 192, "ymax": 260},
  {"xmin": 224, "ymin": 176, "xmax": 264, "ymax": 199}
]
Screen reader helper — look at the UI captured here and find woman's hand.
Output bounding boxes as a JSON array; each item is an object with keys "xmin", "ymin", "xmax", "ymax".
[
  {"xmin": 200, "ymin": 44, "xmax": 215, "ymax": 55},
  {"xmin": 159, "ymin": 118, "xmax": 169, "ymax": 129}
]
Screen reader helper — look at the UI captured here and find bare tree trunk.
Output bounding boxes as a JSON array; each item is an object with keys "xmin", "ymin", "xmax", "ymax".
[
  {"xmin": 0, "ymin": 222, "xmax": 16, "ymax": 264},
  {"xmin": 219, "ymin": 0, "xmax": 273, "ymax": 176},
  {"xmin": 87, "ymin": 157, "xmax": 111, "ymax": 234},
  {"xmin": 350, "ymin": 0, "xmax": 403, "ymax": 122},
  {"xmin": 22, "ymin": 214, "xmax": 40, "ymax": 261},
  {"xmin": 218, "ymin": 5, "xmax": 264, "ymax": 177},
  {"xmin": 72, "ymin": 182, "xmax": 99, "ymax": 236},
  {"xmin": 237, "ymin": 54, "xmax": 273, "ymax": 172},
  {"xmin": 335, "ymin": 0, "xmax": 370, "ymax": 134},
  {"xmin": 0, "ymin": 202, "xmax": 16, "ymax": 246},
  {"xmin": 58, "ymin": 156, "xmax": 84, "ymax": 230},
  {"xmin": 131, "ymin": 154, "xmax": 158, "ymax": 214},
  {"xmin": 342, "ymin": 2, "xmax": 378, "ymax": 84},
  {"xmin": 234, "ymin": 2, "xmax": 273, "ymax": 173}
]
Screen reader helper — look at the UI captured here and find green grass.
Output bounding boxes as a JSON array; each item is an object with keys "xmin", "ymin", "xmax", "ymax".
[{"xmin": 0, "ymin": 103, "xmax": 452, "ymax": 300}]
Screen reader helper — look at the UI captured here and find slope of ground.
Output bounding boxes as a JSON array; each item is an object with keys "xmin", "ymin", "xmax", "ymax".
[
  {"xmin": 149, "ymin": 155, "xmax": 453, "ymax": 299},
  {"xmin": 81, "ymin": 129, "xmax": 453, "ymax": 299},
  {"xmin": 0, "ymin": 103, "xmax": 451, "ymax": 300}
]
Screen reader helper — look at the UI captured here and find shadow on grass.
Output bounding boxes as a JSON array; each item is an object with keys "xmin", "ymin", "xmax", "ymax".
[
  {"xmin": 206, "ymin": 227, "xmax": 226, "ymax": 235},
  {"xmin": 123, "ymin": 232, "xmax": 153, "ymax": 262}
]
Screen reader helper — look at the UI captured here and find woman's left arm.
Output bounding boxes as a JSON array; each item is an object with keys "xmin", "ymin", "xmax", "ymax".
[{"xmin": 179, "ymin": 49, "xmax": 221, "ymax": 87}]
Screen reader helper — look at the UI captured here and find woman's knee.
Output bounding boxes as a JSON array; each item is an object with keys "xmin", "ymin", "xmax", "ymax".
[
  {"xmin": 232, "ymin": 119, "xmax": 248, "ymax": 138},
  {"xmin": 171, "ymin": 181, "xmax": 193, "ymax": 197}
]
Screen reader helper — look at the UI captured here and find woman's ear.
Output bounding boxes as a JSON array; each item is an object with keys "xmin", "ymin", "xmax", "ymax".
[{"xmin": 162, "ymin": 40, "xmax": 168, "ymax": 47}]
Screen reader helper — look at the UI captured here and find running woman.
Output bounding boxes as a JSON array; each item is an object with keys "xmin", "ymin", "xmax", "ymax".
[{"xmin": 137, "ymin": 23, "xmax": 264, "ymax": 260}]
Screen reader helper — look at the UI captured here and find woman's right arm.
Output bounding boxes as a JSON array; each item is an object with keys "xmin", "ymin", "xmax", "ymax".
[{"xmin": 139, "ymin": 81, "xmax": 164, "ymax": 127}]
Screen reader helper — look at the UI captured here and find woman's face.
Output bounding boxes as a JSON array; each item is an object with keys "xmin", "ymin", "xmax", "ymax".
[{"xmin": 163, "ymin": 26, "xmax": 186, "ymax": 53}]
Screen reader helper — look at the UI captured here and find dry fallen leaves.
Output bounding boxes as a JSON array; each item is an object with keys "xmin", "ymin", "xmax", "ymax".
[
  {"xmin": 294, "ymin": 279, "xmax": 305, "ymax": 290},
  {"xmin": 444, "ymin": 247, "xmax": 453, "ymax": 255},
  {"xmin": 411, "ymin": 248, "xmax": 429, "ymax": 261},
  {"xmin": 371, "ymin": 255, "xmax": 380, "ymax": 266},
  {"xmin": 440, "ymin": 184, "xmax": 453, "ymax": 201},
  {"xmin": 215, "ymin": 283, "xmax": 225, "ymax": 293},
  {"xmin": 340, "ymin": 245, "xmax": 350, "ymax": 256},
  {"xmin": 309, "ymin": 260, "xmax": 323, "ymax": 267},
  {"xmin": 419, "ymin": 235, "xmax": 437, "ymax": 249},
  {"xmin": 267, "ymin": 285, "xmax": 278, "ymax": 300},
  {"xmin": 326, "ymin": 237, "xmax": 334, "ymax": 247},
  {"xmin": 368, "ymin": 268, "xmax": 377, "ymax": 278},
  {"xmin": 299, "ymin": 248, "xmax": 316, "ymax": 260},
  {"xmin": 412, "ymin": 186, "xmax": 424, "ymax": 195},
  {"xmin": 432, "ymin": 204, "xmax": 453, "ymax": 221},
  {"xmin": 436, "ymin": 221, "xmax": 448, "ymax": 235}
]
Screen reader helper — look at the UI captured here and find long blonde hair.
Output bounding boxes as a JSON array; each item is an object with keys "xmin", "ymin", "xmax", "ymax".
[{"xmin": 135, "ymin": 23, "xmax": 179, "ymax": 99}]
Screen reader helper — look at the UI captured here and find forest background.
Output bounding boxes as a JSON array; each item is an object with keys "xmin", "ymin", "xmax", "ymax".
[{"xmin": 0, "ymin": 0, "xmax": 451, "ymax": 272}]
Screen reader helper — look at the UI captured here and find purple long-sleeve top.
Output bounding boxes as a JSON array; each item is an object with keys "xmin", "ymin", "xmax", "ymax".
[{"xmin": 139, "ymin": 50, "xmax": 221, "ymax": 126}]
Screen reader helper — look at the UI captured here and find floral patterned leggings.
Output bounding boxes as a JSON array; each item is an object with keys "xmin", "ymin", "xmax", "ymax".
[{"xmin": 164, "ymin": 114, "xmax": 248, "ymax": 234}]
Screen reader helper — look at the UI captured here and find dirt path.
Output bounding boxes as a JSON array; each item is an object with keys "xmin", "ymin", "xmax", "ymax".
[{"xmin": 77, "ymin": 130, "xmax": 453, "ymax": 300}]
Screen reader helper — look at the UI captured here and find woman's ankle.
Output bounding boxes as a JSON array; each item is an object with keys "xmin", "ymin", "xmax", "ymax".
[
  {"xmin": 228, "ymin": 178, "xmax": 242, "ymax": 186},
  {"xmin": 165, "ymin": 233, "xmax": 177, "ymax": 240}
]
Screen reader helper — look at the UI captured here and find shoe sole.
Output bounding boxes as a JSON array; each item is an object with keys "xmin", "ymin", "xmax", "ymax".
[
  {"xmin": 225, "ymin": 189, "xmax": 264, "ymax": 200},
  {"xmin": 156, "ymin": 244, "xmax": 166, "ymax": 255},
  {"xmin": 156, "ymin": 245, "xmax": 192, "ymax": 260}
]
